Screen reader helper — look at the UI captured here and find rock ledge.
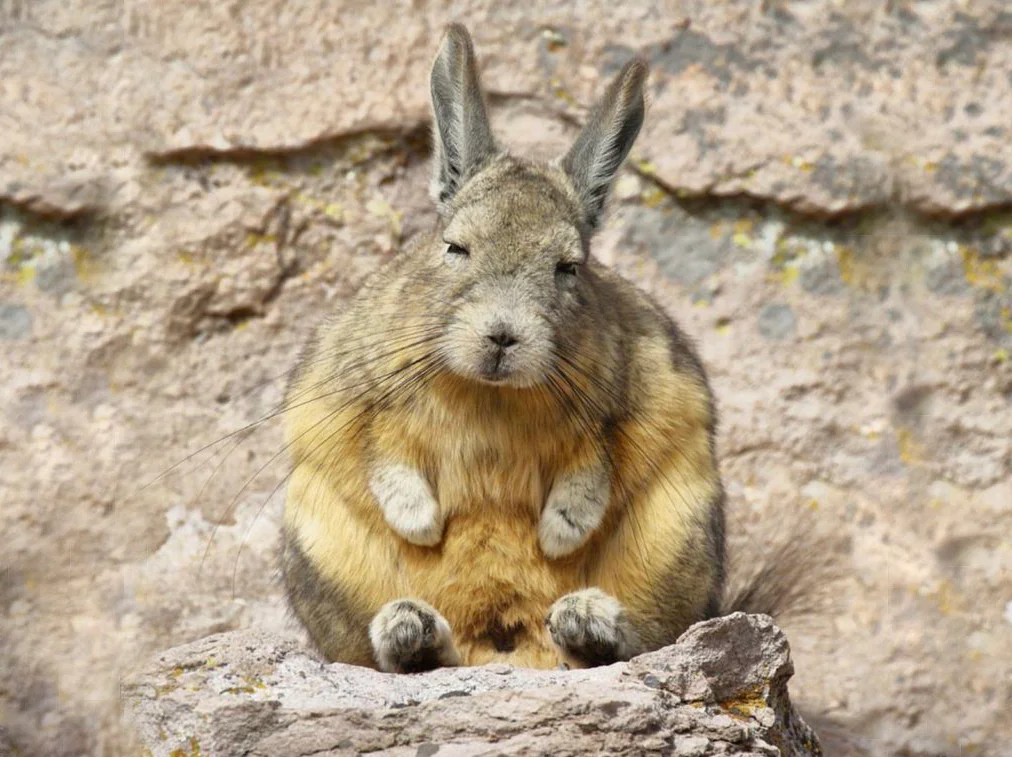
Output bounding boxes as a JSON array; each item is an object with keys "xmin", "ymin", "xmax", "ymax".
[{"xmin": 122, "ymin": 612, "xmax": 820, "ymax": 756}]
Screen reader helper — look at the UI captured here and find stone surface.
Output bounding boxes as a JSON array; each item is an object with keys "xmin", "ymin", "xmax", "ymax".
[
  {"xmin": 4, "ymin": 3, "xmax": 1012, "ymax": 217},
  {"xmin": 2, "ymin": 2, "xmax": 1012, "ymax": 756},
  {"xmin": 123, "ymin": 614, "xmax": 821, "ymax": 757}
]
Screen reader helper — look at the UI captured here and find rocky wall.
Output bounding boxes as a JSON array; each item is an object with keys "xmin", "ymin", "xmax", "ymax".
[{"xmin": 2, "ymin": 2, "xmax": 1011, "ymax": 755}]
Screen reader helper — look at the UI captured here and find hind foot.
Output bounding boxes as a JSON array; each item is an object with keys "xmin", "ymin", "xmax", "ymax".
[
  {"xmin": 369, "ymin": 598, "xmax": 460, "ymax": 673},
  {"xmin": 545, "ymin": 588, "xmax": 642, "ymax": 666}
]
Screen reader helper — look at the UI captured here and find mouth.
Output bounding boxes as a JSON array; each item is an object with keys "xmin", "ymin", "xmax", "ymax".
[
  {"xmin": 478, "ymin": 352, "xmax": 512, "ymax": 383},
  {"xmin": 443, "ymin": 338, "xmax": 545, "ymax": 388},
  {"xmin": 460, "ymin": 359, "xmax": 543, "ymax": 389},
  {"xmin": 478, "ymin": 371, "xmax": 510, "ymax": 384}
]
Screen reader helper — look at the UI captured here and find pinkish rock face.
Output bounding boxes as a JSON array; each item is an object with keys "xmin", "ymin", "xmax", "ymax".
[
  {"xmin": 122, "ymin": 614, "xmax": 821, "ymax": 757},
  {"xmin": 2, "ymin": 3, "xmax": 1011, "ymax": 756}
]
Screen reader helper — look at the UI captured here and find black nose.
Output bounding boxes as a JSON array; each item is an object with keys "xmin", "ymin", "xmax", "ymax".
[{"xmin": 486, "ymin": 330, "xmax": 519, "ymax": 349}]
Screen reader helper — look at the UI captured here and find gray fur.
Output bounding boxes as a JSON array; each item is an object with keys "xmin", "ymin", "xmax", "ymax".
[
  {"xmin": 281, "ymin": 527, "xmax": 373, "ymax": 666},
  {"xmin": 436, "ymin": 162, "xmax": 589, "ymax": 389}
]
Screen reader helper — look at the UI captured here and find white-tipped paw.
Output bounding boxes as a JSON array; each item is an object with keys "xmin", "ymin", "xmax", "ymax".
[
  {"xmin": 545, "ymin": 588, "xmax": 640, "ymax": 666},
  {"xmin": 539, "ymin": 466, "xmax": 610, "ymax": 559},
  {"xmin": 369, "ymin": 463, "xmax": 443, "ymax": 546},
  {"xmin": 369, "ymin": 598, "xmax": 460, "ymax": 673}
]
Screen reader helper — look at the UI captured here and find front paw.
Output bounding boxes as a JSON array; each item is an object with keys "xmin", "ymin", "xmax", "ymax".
[
  {"xmin": 539, "ymin": 507, "xmax": 592, "ymax": 559},
  {"xmin": 369, "ymin": 463, "xmax": 443, "ymax": 546},
  {"xmin": 539, "ymin": 467, "xmax": 609, "ymax": 559}
]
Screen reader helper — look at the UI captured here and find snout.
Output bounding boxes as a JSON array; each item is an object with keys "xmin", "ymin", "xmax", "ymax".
[
  {"xmin": 444, "ymin": 304, "xmax": 553, "ymax": 388},
  {"xmin": 479, "ymin": 321, "xmax": 523, "ymax": 382},
  {"xmin": 486, "ymin": 325, "xmax": 520, "ymax": 350}
]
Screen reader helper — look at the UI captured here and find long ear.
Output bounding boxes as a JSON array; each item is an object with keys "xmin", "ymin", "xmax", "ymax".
[
  {"xmin": 559, "ymin": 59, "xmax": 647, "ymax": 231},
  {"xmin": 429, "ymin": 24, "xmax": 498, "ymax": 209}
]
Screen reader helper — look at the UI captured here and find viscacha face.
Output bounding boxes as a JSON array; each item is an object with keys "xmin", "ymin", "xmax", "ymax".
[{"xmin": 431, "ymin": 159, "xmax": 593, "ymax": 388}]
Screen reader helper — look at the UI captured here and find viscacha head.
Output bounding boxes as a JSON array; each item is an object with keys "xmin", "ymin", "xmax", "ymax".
[{"xmin": 421, "ymin": 24, "xmax": 647, "ymax": 388}]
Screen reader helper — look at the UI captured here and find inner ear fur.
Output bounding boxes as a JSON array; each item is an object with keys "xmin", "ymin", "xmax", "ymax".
[
  {"xmin": 559, "ymin": 59, "xmax": 648, "ymax": 232},
  {"xmin": 429, "ymin": 24, "xmax": 499, "ymax": 211}
]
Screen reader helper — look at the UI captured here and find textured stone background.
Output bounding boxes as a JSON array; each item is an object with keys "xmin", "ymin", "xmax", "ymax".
[{"xmin": 1, "ymin": 2, "xmax": 1010, "ymax": 755}]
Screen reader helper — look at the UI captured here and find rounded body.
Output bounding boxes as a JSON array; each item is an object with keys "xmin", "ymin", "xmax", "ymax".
[{"xmin": 281, "ymin": 230, "xmax": 725, "ymax": 669}]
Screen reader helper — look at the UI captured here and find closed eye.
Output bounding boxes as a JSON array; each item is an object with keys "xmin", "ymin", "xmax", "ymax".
[
  {"xmin": 446, "ymin": 243, "xmax": 469, "ymax": 256},
  {"xmin": 555, "ymin": 261, "xmax": 578, "ymax": 276}
]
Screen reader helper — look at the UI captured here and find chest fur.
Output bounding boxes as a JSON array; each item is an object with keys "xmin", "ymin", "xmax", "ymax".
[
  {"xmin": 364, "ymin": 384, "xmax": 598, "ymax": 659},
  {"xmin": 380, "ymin": 383, "xmax": 587, "ymax": 518}
]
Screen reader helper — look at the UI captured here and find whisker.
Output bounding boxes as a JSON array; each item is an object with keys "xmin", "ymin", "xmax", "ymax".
[
  {"xmin": 546, "ymin": 363, "xmax": 652, "ymax": 575},
  {"xmin": 133, "ymin": 326, "xmax": 444, "ymax": 503},
  {"xmin": 226, "ymin": 318, "xmax": 452, "ymax": 402},
  {"xmin": 229, "ymin": 351, "xmax": 447, "ymax": 595},
  {"xmin": 552, "ymin": 347, "xmax": 712, "ymax": 573},
  {"xmin": 203, "ymin": 343, "xmax": 444, "ymax": 576}
]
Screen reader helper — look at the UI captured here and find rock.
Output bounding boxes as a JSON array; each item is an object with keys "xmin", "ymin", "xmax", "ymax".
[
  {"xmin": 3, "ymin": 3, "xmax": 1012, "ymax": 217},
  {"xmin": 0, "ymin": 175, "xmax": 106, "ymax": 220},
  {"xmin": 0, "ymin": 304, "xmax": 32, "ymax": 340},
  {"xmin": 0, "ymin": 727, "xmax": 18, "ymax": 757},
  {"xmin": 122, "ymin": 613, "xmax": 821, "ymax": 757},
  {"xmin": 757, "ymin": 304, "xmax": 797, "ymax": 340}
]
